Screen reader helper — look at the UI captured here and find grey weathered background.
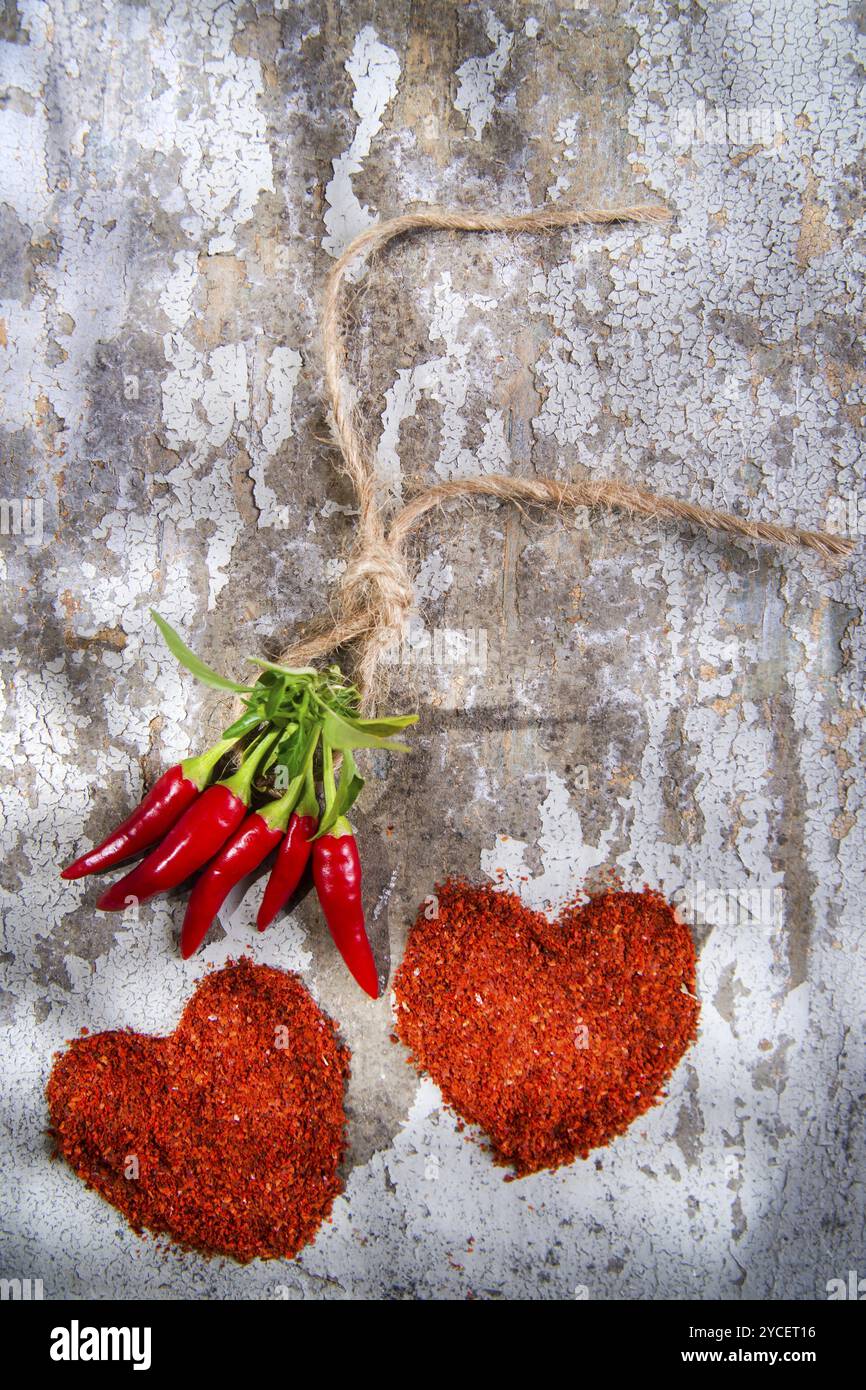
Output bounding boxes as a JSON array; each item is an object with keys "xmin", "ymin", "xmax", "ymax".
[{"xmin": 1, "ymin": 0, "xmax": 864, "ymax": 1300}]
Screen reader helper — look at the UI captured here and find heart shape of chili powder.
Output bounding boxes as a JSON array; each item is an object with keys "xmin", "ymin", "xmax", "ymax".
[
  {"xmin": 46, "ymin": 958, "xmax": 349, "ymax": 1263},
  {"xmin": 394, "ymin": 883, "xmax": 699, "ymax": 1177}
]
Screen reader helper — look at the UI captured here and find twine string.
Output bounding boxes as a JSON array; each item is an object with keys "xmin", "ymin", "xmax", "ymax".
[{"xmin": 280, "ymin": 204, "xmax": 853, "ymax": 703}]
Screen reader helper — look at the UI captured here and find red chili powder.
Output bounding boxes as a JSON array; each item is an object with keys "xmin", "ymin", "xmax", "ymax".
[
  {"xmin": 393, "ymin": 881, "xmax": 699, "ymax": 1177},
  {"xmin": 46, "ymin": 958, "xmax": 349, "ymax": 1262}
]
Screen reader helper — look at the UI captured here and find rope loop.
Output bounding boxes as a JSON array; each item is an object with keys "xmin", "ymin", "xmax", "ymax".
[{"xmin": 279, "ymin": 204, "xmax": 853, "ymax": 706}]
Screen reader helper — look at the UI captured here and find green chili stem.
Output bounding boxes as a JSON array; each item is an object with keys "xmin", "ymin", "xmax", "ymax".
[
  {"xmin": 180, "ymin": 736, "xmax": 239, "ymax": 790},
  {"xmin": 298, "ymin": 726, "xmax": 321, "ymax": 818},
  {"xmin": 258, "ymin": 774, "xmax": 303, "ymax": 830},
  {"xmin": 321, "ymin": 739, "xmax": 337, "ymax": 817},
  {"xmin": 220, "ymin": 729, "xmax": 279, "ymax": 803}
]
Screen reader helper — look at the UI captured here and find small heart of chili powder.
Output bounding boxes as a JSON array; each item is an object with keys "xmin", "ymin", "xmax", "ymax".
[
  {"xmin": 393, "ymin": 882, "xmax": 699, "ymax": 1177},
  {"xmin": 46, "ymin": 958, "xmax": 349, "ymax": 1262}
]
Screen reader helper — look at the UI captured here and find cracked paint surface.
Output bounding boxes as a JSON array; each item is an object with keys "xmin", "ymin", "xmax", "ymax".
[
  {"xmin": 454, "ymin": 9, "xmax": 515, "ymax": 142},
  {"xmin": 322, "ymin": 25, "xmax": 400, "ymax": 259},
  {"xmin": 1, "ymin": 0, "xmax": 864, "ymax": 1300}
]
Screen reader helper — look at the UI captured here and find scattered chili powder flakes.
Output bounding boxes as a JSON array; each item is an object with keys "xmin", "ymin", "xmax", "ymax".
[
  {"xmin": 393, "ymin": 881, "xmax": 699, "ymax": 1178},
  {"xmin": 46, "ymin": 958, "xmax": 349, "ymax": 1263}
]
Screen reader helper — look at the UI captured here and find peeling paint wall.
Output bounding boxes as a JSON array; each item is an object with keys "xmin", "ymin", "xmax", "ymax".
[{"xmin": 1, "ymin": 0, "xmax": 864, "ymax": 1300}]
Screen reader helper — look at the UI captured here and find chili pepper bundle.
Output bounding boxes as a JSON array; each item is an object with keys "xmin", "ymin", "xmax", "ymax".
[
  {"xmin": 96, "ymin": 730, "xmax": 279, "ymax": 912},
  {"xmin": 60, "ymin": 738, "xmax": 237, "ymax": 879},
  {"xmin": 62, "ymin": 612, "xmax": 417, "ymax": 997},
  {"xmin": 181, "ymin": 740, "xmax": 321, "ymax": 959}
]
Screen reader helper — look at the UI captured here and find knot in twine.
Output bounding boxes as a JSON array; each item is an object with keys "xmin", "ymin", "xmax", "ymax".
[
  {"xmin": 280, "ymin": 205, "xmax": 853, "ymax": 709},
  {"xmin": 337, "ymin": 532, "xmax": 415, "ymax": 693}
]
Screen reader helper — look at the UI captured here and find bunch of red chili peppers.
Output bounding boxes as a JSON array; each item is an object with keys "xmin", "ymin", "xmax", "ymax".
[{"xmin": 60, "ymin": 612, "xmax": 417, "ymax": 998}]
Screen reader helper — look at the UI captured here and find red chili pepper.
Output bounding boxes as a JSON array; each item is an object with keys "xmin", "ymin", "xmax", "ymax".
[
  {"xmin": 60, "ymin": 739, "xmax": 236, "ymax": 880},
  {"xmin": 180, "ymin": 775, "xmax": 311, "ymax": 958},
  {"xmin": 179, "ymin": 814, "xmax": 282, "ymax": 958},
  {"xmin": 96, "ymin": 732, "xmax": 278, "ymax": 912},
  {"xmin": 256, "ymin": 759, "xmax": 320, "ymax": 936},
  {"xmin": 256, "ymin": 812, "xmax": 318, "ymax": 933},
  {"xmin": 312, "ymin": 818, "xmax": 378, "ymax": 999}
]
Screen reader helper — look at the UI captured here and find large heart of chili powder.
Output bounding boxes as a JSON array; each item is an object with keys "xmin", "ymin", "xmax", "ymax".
[
  {"xmin": 394, "ymin": 882, "xmax": 699, "ymax": 1177},
  {"xmin": 46, "ymin": 958, "xmax": 349, "ymax": 1262}
]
